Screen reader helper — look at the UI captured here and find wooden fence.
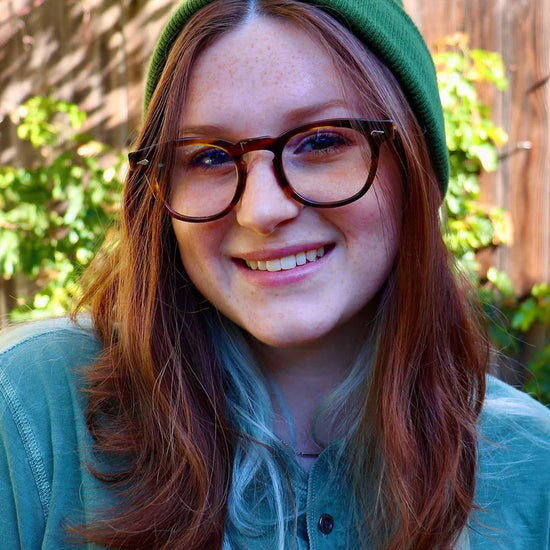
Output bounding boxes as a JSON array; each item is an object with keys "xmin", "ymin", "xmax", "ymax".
[
  {"xmin": 406, "ymin": 0, "xmax": 550, "ymax": 296},
  {"xmin": 1, "ymin": 0, "xmax": 549, "ymax": 324}
]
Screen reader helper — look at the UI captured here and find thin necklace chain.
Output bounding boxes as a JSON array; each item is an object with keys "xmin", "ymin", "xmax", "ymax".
[
  {"xmin": 278, "ymin": 438, "xmax": 323, "ymax": 459},
  {"xmin": 295, "ymin": 450, "xmax": 322, "ymax": 459}
]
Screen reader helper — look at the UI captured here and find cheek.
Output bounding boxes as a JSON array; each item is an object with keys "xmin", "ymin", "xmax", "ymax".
[
  {"xmin": 367, "ymin": 165, "xmax": 404, "ymax": 247},
  {"xmin": 372, "ymin": 192, "xmax": 402, "ymax": 256},
  {"xmin": 342, "ymin": 178, "xmax": 403, "ymax": 276},
  {"xmin": 347, "ymin": 188, "xmax": 401, "ymax": 243},
  {"xmin": 172, "ymin": 223, "xmax": 193, "ymax": 262},
  {"xmin": 171, "ymin": 223, "xmax": 217, "ymax": 280}
]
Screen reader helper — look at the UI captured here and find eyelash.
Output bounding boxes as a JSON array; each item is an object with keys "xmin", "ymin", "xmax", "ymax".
[
  {"xmin": 292, "ymin": 131, "xmax": 351, "ymax": 155},
  {"xmin": 185, "ymin": 147, "xmax": 232, "ymax": 171}
]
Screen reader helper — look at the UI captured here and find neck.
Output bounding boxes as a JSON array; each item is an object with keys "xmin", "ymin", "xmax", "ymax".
[
  {"xmin": 249, "ymin": 314, "xmax": 371, "ymax": 467},
  {"xmin": 251, "ymin": 305, "xmax": 370, "ymax": 380},
  {"xmin": 252, "ymin": 324, "xmax": 360, "ymax": 420}
]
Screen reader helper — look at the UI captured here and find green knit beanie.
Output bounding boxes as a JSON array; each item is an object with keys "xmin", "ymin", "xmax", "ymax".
[{"xmin": 144, "ymin": 0, "xmax": 449, "ymax": 193}]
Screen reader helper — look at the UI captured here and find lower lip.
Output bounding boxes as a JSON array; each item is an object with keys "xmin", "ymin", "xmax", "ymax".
[{"xmin": 234, "ymin": 249, "xmax": 332, "ymax": 287}]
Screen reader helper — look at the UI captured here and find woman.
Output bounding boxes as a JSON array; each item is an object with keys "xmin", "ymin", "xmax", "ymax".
[{"xmin": 1, "ymin": 0, "xmax": 548, "ymax": 548}]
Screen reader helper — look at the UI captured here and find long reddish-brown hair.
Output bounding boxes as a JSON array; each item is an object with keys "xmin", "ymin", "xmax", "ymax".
[{"xmin": 74, "ymin": 1, "xmax": 488, "ymax": 548}]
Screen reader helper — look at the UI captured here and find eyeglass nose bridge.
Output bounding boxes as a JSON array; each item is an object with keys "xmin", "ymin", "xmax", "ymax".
[
  {"xmin": 235, "ymin": 134, "xmax": 285, "ymax": 157},
  {"xmin": 232, "ymin": 134, "xmax": 294, "ymax": 203}
]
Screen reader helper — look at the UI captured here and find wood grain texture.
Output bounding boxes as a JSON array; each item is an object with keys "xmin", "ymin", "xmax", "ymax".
[{"xmin": 406, "ymin": 0, "xmax": 549, "ymax": 293}]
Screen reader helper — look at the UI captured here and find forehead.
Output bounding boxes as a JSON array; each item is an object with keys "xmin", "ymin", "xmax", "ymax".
[{"xmin": 181, "ymin": 16, "xmax": 356, "ymax": 135}]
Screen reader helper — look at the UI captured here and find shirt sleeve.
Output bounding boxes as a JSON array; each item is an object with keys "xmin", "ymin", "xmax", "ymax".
[
  {"xmin": 0, "ymin": 369, "xmax": 47, "ymax": 549},
  {"xmin": 0, "ymin": 319, "xmax": 103, "ymax": 550}
]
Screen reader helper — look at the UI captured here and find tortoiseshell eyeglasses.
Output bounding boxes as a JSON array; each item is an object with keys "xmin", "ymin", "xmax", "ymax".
[{"xmin": 128, "ymin": 118, "xmax": 396, "ymax": 223}]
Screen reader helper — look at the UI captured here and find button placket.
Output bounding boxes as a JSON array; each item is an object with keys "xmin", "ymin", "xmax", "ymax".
[{"xmin": 306, "ymin": 452, "xmax": 343, "ymax": 549}]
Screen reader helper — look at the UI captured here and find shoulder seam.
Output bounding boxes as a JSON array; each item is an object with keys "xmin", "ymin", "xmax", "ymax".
[{"xmin": 0, "ymin": 367, "xmax": 51, "ymax": 521}]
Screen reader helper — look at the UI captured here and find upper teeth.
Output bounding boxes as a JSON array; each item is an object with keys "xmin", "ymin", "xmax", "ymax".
[{"xmin": 245, "ymin": 247, "xmax": 325, "ymax": 271}]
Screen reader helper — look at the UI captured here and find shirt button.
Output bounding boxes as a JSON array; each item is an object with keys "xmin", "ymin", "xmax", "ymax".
[{"xmin": 318, "ymin": 513, "xmax": 334, "ymax": 534}]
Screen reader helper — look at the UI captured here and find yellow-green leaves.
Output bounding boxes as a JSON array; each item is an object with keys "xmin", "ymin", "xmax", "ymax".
[{"xmin": 1, "ymin": 96, "xmax": 123, "ymax": 318}]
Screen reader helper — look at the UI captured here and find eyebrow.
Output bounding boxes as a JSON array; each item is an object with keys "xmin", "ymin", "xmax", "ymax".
[
  {"xmin": 179, "ymin": 99, "xmax": 353, "ymax": 138},
  {"xmin": 283, "ymin": 99, "xmax": 352, "ymax": 125},
  {"xmin": 180, "ymin": 124, "xmax": 226, "ymax": 136}
]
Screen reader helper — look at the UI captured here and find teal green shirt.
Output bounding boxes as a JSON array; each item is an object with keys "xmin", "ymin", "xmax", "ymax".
[{"xmin": 1, "ymin": 319, "xmax": 549, "ymax": 549}]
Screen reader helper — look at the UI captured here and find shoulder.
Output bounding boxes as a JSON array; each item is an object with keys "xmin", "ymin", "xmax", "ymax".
[
  {"xmin": 0, "ymin": 316, "xmax": 101, "ymax": 396},
  {"xmin": 0, "ymin": 318, "xmax": 105, "ymax": 548},
  {"xmin": 479, "ymin": 374, "xmax": 550, "ymax": 473},
  {"xmin": 0, "ymin": 316, "xmax": 102, "ymax": 446},
  {"xmin": 0, "ymin": 314, "xmax": 103, "ymax": 441},
  {"xmin": 481, "ymin": 374, "xmax": 550, "ymax": 441},
  {"xmin": 478, "ymin": 374, "xmax": 550, "ymax": 489},
  {"xmin": 471, "ymin": 375, "xmax": 550, "ymax": 549},
  {"xmin": 0, "ymin": 315, "xmax": 101, "ymax": 364}
]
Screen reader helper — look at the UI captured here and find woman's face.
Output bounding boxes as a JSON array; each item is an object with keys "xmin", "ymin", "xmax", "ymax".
[{"xmin": 172, "ymin": 16, "xmax": 403, "ymax": 352}]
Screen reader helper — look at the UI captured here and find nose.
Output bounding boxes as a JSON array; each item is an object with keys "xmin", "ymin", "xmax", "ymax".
[{"xmin": 235, "ymin": 151, "xmax": 302, "ymax": 235}]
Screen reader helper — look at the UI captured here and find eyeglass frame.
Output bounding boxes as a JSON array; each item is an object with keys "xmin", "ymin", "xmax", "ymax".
[{"xmin": 128, "ymin": 118, "xmax": 397, "ymax": 223}]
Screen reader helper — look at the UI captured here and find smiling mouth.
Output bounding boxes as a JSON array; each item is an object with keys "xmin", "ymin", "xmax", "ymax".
[{"xmin": 243, "ymin": 246, "xmax": 327, "ymax": 272}]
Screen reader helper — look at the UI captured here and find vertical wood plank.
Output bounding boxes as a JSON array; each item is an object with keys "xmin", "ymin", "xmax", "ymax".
[{"xmin": 406, "ymin": 0, "xmax": 550, "ymax": 293}]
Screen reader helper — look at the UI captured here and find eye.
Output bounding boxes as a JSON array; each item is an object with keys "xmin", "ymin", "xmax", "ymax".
[
  {"xmin": 183, "ymin": 146, "xmax": 233, "ymax": 171},
  {"xmin": 290, "ymin": 130, "xmax": 352, "ymax": 156}
]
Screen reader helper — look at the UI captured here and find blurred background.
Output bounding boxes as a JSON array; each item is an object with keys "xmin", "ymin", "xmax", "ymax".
[{"xmin": 1, "ymin": 0, "xmax": 549, "ymax": 403}]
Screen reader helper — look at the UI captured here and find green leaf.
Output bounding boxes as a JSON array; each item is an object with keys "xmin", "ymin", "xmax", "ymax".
[{"xmin": 5, "ymin": 96, "xmax": 123, "ymax": 320}]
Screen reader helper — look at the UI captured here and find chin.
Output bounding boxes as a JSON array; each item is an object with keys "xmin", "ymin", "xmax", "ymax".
[{"xmin": 244, "ymin": 323, "xmax": 338, "ymax": 351}]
